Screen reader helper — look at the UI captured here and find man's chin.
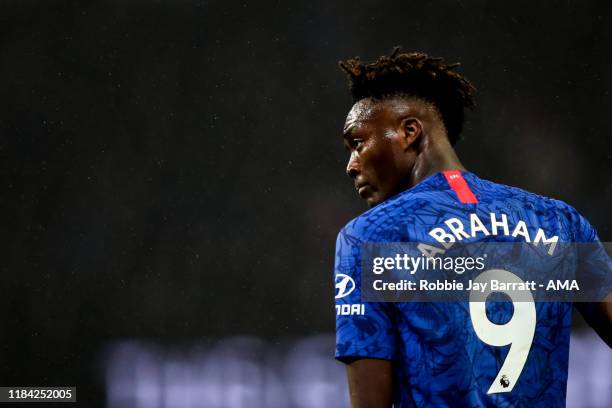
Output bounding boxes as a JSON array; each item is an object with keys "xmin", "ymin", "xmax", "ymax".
[
  {"xmin": 357, "ymin": 186, "xmax": 384, "ymax": 207},
  {"xmin": 365, "ymin": 194, "xmax": 382, "ymax": 208}
]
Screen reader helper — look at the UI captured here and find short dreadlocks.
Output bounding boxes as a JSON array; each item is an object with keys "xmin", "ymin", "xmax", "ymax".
[{"xmin": 339, "ymin": 47, "xmax": 476, "ymax": 145}]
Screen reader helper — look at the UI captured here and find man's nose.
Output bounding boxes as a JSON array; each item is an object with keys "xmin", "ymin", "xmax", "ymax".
[{"xmin": 346, "ymin": 153, "xmax": 360, "ymax": 178}]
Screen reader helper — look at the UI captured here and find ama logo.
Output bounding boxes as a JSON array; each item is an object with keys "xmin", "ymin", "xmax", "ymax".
[{"xmin": 335, "ymin": 273, "xmax": 356, "ymax": 299}]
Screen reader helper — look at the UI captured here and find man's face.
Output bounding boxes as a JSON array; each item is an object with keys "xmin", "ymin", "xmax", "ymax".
[{"xmin": 342, "ymin": 99, "xmax": 413, "ymax": 207}]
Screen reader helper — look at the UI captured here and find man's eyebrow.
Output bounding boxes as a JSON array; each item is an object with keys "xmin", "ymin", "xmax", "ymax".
[{"xmin": 343, "ymin": 123, "xmax": 357, "ymax": 138}]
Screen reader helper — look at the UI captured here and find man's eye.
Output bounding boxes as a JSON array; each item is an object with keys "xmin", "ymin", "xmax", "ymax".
[{"xmin": 351, "ymin": 139, "xmax": 363, "ymax": 149}]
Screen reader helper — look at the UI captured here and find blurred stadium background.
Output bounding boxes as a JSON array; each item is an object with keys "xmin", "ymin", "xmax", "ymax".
[
  {"xmin": 1, "ymin": 1, "xmax": 610, "ymax": 407},
  {"xmin": 102, "ymin": 333, "xmax": 611, "ymax": 408}
]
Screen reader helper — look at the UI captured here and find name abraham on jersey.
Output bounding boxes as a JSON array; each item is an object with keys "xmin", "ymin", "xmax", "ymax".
[{"xmin": 423, "ymin": 212, "xmax": 559, "ymax": 255}]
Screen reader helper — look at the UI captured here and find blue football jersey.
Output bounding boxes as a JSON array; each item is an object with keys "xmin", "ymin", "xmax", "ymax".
[{"xmin": 334, "ymin": 171, "xmax": 610, "ymax": 407}]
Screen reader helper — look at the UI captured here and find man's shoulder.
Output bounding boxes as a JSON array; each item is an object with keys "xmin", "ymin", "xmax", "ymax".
[
  {"xmin": 467, "ymin": 173, "xmax": 596, "ymax": 241},
  {"xmin": 469, "ymin": 173, "xmax": 585, "ymax": 218}
]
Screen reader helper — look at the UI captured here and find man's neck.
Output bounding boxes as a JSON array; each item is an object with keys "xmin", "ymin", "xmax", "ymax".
[{"xmin": 408, "ymin": 136, "xmax": 465, "ymax": 188}]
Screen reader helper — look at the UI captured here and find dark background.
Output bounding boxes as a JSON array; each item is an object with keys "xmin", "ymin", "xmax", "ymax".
[{"xmin": 1, "ymin": 0, "xmax": 610, "ymax": 406}]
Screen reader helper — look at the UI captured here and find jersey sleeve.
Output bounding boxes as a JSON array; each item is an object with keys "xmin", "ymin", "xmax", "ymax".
[
  {"xmin": 572, "ymin": 211, "xmax": 612, "ymax": 317},
  {"xmin": 334, "ymin": 229, "xmax": 396, "ymax": 363}
]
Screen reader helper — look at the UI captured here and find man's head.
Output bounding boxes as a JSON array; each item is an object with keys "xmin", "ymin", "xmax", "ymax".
[{"xmin": 339, "ymin": 48, "xmax": 476, "ymax": 207}]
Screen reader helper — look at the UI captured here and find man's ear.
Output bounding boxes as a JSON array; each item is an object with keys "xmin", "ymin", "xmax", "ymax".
[{"xmin": 400, "ymin": 117, "xmax": 423, "ymax": 150}]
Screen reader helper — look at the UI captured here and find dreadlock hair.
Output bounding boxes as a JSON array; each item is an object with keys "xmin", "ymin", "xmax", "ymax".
[{"xmin": 339, "ymin": 47, "xmax": 476, "ymax": 145}]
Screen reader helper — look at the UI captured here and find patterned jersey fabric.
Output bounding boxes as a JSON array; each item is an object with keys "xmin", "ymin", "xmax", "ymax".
[{"xmin": 334, "ymin": 171, "xmax": 610, "ymax": 407}]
